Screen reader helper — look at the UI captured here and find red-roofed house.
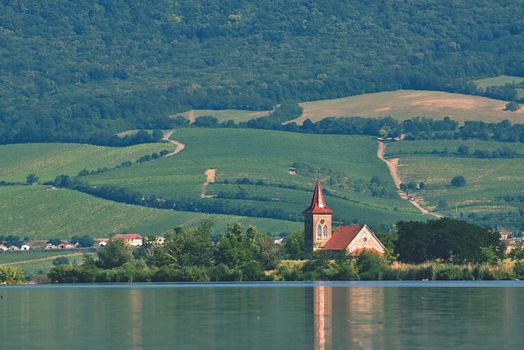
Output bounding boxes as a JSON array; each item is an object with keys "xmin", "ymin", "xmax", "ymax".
[
  {"xmin": 304, "ymin": 179, "xmax": 385, "ymax": 257},
  {"xmin": 112, "ymin": 234, "xmax": 143, "ymax": 247}
]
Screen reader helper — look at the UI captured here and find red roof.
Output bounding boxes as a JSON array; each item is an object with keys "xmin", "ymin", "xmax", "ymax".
[
  {"xmin": 113, "ymin": 234, "xmax": 143, "ymax": 240},
  {"xmin": 321, "ymin": 225, "xmax": 363, "ymax": 250},
  {"xmin": 303, "ymin": 179, "xmax": 333, "ymax": 214}
]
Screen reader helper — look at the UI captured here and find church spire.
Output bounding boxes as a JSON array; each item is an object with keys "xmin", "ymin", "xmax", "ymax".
[{"xmin": 303, "ymin": 178, "xmax": 334, "ymax": 214}]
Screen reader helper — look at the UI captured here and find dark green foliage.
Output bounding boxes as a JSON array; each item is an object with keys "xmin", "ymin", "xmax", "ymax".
[
  {"xmin": 47, "ymin": 239, "xmax": 61, "ymax": 246},
  {"xmin": 508, "ymin": 243, "xmax": 524, "ymax": 260},
  {"xmin": 451, "ymin": 175, "xmax": 467, "ymax": 187},
  {"xmin": 505, "ymin": 102, "xmax": 520, "ymax": 112},
  {"xmin": 53, "ymin": 256, "xmax": 70, "ymax": 266},
  {"xmin": 71, "ymin": 235, "xmax": 94, "ymax": 248},
  {"xmin": 283, "ymin": 231, "xmax": 305, "ymax": 260},
  {"xmin": 4, "ymin": 235, "xmax": 22, "ymax": 248},
  {"xmin": 2, "ymin": 1, "xmax": 524, "ymax": 143},
  {"xmin": 395, "ymin": 219, "xmax": 504, "ymax": 263},
  {"xmin": 96, "ymin": 239, "xmax": 133, "ymax": 269},
  {"xmin": 355, "ymin": 251, "xmax": 389, "ymax": 280},
  {"xmin": 25, "ymin": 174, "xmax": 39, "ymax": 185}
]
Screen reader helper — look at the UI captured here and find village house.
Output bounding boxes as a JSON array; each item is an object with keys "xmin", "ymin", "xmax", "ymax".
[
  {"xmin": 20, "ymin": 244, "xmax": 31, "ymax": 251},
  {"xmin": 304, "ymin": 179, "xmax": 385, "ymax": 257},
  {"xmin": 112, "ymin": 234, "xmax": 143, "ymax": 247}
]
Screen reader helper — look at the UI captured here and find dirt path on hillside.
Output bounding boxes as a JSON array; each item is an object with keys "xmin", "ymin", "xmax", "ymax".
[
  {"xmin": 162, "ymin": 130, "xmax": 185, "ymax": 157},
  {"xmin": 200, "ymin": 168, "xmax": 216, "ymax": 199},
  {"xmin": 377, "ymin": 141, "xmax": 443, "ymax": 218},
  {"xmin": 187, "ymin": 110, "xmax": 197, "ymax": 123},
  {"xmin": 0, "ymin": 252, "xmax": 86, "ymax": 266}
]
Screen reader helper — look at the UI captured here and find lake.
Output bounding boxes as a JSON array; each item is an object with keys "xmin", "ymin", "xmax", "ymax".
[{"xmin": 1, "ymin": 281, "xmax": 523, "ymax": 349}]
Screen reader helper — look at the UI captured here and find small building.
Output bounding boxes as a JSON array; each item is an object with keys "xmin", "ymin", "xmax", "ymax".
[
  {"xmin": 113, "ymin": 234, "xmax": 143, "ymax": 247},
  {"xmin": 99, "ymin": 241, "xmax": 108, "ymax": 247},
  {"xmin": 0, "ymin": 245, "xmax": 8, "ymax": 252},
  {"xmin": 304, "ymin": 179, "xmax": 385, "ymax": 257},
  {"xmin": 20, "ymin": 245, "xmax": 31, "ymax": 251},
  {"xmin": 154, "ymin": 236, "xmax": 165, "ymax": 245}
]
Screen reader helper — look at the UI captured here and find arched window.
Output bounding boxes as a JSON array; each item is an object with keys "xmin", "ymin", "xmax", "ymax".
[
  {"xmin": 323, "ymin": 225, "xmax": 328, "ymax": 239},
  {"xmin": 316, "ymin": 225, "xmax": 323, "ymax": 240}
]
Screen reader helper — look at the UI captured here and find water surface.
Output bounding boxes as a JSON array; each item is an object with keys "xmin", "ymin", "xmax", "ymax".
[{"xmin": 1, "ymin": 281, "xmax": 523, "ymax": 350}]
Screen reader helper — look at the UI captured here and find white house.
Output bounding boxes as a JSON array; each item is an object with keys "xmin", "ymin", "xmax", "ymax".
[
  {"xmin": 112, "ymin": 234, "xmax": 143, "ymax": 247},
  {"xmin": 20, "ymin": 245, "xmax": 31, "ymax": 251}
]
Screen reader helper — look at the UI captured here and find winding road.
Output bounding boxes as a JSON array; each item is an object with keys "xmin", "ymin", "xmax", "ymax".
[
  {"xmin": 162, "ymin": 130, "xmax": 185, "ymax": 157},
  {"xmin": 377, "ymin": 141, "xmax": 443, "ymax": 218}
]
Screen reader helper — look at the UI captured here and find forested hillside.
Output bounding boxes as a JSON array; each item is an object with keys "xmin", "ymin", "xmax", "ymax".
[{"xmin": 1, "ymin": 0, "xmax": 524, "ymax": 143}]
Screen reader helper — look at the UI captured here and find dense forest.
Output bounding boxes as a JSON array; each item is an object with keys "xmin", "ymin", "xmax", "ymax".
[{"xmin": 1, "ymin": 1, "xmax": 524, "ymax": 143}]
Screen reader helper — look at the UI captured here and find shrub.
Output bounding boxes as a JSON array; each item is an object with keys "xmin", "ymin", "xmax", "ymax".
[
  {"xmin": 0, "ymin": 266, "xmax": 25, "ymax": 285},
  {"xmin": 451, "ymin": 175, "xmax": 466, "ymax": 187},
  {"xmin": 356, "ymin": 251, "xmax": 389, "ymax": 280}
]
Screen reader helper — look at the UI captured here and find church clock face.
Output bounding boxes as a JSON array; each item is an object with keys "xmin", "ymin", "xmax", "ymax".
[{"xmin": 320, "ymin": 219, "xmax": 325, "ymax": 224}]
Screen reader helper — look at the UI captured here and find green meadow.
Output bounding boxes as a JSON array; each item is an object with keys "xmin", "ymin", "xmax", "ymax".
[
  {"xmin": 388, "ymin": 140, "xmax": 524, "ymax": 223},
  {"xmin": 0, "ymin": 142, "xmax": 171, "ymax": 182},
  {"xmin": 472, "ymin": 75, "xmax": 524, "ymax": 89},
  {"xmin": 85, "ymin": 128, "xmax": 424, "ymax": 229},
  {"xmin": 0, "ymin": 185, "xmax": 300, "ymax": 239},
  {"xmin": 180, "ymin": 109, "xmax": 269, "ymax": 122},
  {"xmin": 386, "ymin": 139, "xmax": 524, "ymax": 157}
]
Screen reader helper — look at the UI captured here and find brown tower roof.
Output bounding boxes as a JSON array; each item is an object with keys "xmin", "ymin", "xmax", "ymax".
[{"xmin": 303, "ymin": 179, "xmax": 334, "ymax": 214}]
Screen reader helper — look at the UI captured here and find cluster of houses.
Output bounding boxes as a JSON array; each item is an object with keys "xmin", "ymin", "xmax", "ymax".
[
  {"xmin": 0, "ymin": 233, "xmax": 157, "ymax": 253},
  {"xmin": 0, "ymin": 244, "xmax": 31, "ymax": 252}
]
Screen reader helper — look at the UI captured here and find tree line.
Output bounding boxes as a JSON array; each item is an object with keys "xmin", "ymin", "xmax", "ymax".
[{"xmin": 44, "ymin": 218, "xmax": 524, "ymax": 284}]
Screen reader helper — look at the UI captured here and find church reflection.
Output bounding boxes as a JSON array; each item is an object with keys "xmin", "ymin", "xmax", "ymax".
[{"xmin": 313, "ymin": 285, "xmax": 386, "ymax": 350}]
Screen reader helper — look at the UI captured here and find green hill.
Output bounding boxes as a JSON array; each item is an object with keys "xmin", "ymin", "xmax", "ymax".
[
  {"xmin": 2, "ymin": 1, "xmax": 524, "ymax": 143},
  {"xmin": 386, "ymin": 140, "xmax": 524, "ymax": 228},
  {"xmin": 0, "ymin": 185, "xmax": 300, "ymax": 239},
  {"xmin": 0, "ymin": 142, "xmax": 171, "ymax": 182},
  {"xmin": 84, "ymin": 128, "xmax": 424, "ymax": 230}
]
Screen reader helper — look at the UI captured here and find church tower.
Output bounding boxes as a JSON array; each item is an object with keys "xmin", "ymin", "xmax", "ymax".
[{"xmin": 303, "ymin": 179, "xmax": 333, "ymax": 257}]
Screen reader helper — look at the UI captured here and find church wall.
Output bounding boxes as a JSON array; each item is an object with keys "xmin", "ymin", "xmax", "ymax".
[{"xmin": 346, "ymin": 226, "xmax": 385, "ymax": 255}]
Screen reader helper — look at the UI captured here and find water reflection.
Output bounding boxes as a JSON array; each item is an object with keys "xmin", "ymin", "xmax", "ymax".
[
  {"xmin": 1, "ymin": 284, "xmax": 524, "ymax": 350},
  {"xmin": 313, "ymin": 286, "xmax": 386, "ymax": 350}
]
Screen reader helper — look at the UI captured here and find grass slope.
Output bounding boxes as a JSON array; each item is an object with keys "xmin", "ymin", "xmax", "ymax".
[
  {"xmin": 472, "ymin": 75, "xmax": 524, "ymax": 89},
  {"xmin": 0, "ymin": 186, "xmax": 300, "ymax": 239},
  {"xmin": 180, "ymin": 109, "xmax": 269, "ymax": 122},
  {"xmin": 0, "ymin": 143, "xmax": 171, "ymax": 182},
  {"xmin": 293, "ymin": 90, "xmax": 524, "ymax": 124},
  {"xmin": 388, "ymin": 140, "xmax": 524, "ymax": 226},
  {"xmin": 86, "ymin": 129, "xmax": 424, "ymax": 230}
]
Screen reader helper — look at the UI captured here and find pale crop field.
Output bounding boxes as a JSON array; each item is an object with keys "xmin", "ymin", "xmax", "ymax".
[{"xmin": 293, "ymin": 90, "xmax": 524, "ymax": 124}]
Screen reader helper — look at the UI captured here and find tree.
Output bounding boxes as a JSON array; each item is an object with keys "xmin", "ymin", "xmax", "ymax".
[
  {"xmin": 159, "ymin": 222, "xmax": 215, "ymax": 268},
  {"xmin": 47, "ymin": 239, "xmax": 61, "ymax": 246},
  {"xmin": 53, "ymin": 257, "xmax": 70, "ymax": 266},
  {"xmin": 0, "ymin": 266, "xmax": 24, "ymax": 285},
  {"xmin": 97, "ymin": 239, "xmax": 133, "ymax": 269},
  {"xmin": 395, "ymin": 219, "xmax": 504, "ymax": 263},
  {"xmin": 5, "ymin": 235, "xmax": 22, "ymax": 247},
  {"xmin": 26, "ymin": 174, "xmax": 39, "ymax": 185},
  {"xmin": 283, "ymin": 231, "xmax": 305, "ymax": 260},
  {"xmin": 71, "ymin": 235, "xmax": 94, "ymax": 248},
  {"xmin": 457, "ymin": 145, "xmax": 469, "ymax": 155},
  {"xmin": 451, "ymin": 175, "xmax": 466, "ymax": 187},
  {"xmin": 505, "ymin": 102, "xmax": 520, "ymax": 112}
]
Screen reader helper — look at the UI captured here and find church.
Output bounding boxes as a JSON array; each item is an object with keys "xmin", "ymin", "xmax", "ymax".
[{"xmin": 304, "ymin": 179, "xmax": 385, "ymax": 257}]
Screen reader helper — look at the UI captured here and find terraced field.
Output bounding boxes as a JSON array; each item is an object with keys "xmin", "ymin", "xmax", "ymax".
[
  {"xmin": 0, "ymin": 185, "xmax": 300, "ymax": 239},
  {"xmin": 0, "ymin": 142, "xmax": 171, "ymax": 182},
  {"xmin": 292, "ymin": 90, "xmax": 524, "ymax": 124},
  {"xmin": 387, "ymin": 140, "xmax": 524, "ymax": 227},
  {"xmin": 85, "ymin": 129, "xmax": 424, "ymax": 230}
]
